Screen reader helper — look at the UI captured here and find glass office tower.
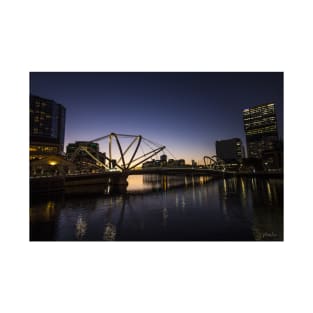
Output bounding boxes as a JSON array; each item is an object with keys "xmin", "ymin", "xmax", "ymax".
[
  {"xmin": 30, "ymin": 95, "xmax": 66, "ymax": 159},
  {"xmin": 243, "ymin": 103, "xmax": 278, "ymax": 159}
]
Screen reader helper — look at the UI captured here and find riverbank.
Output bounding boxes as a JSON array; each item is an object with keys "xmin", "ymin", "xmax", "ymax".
[{"xmin": 30, "ymin": 170, "xmax": 283, "ymax": 194}]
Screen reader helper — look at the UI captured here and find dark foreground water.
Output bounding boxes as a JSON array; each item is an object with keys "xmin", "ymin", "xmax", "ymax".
[{"xmin": 30, "ymin": 175, "xmax": 283, "ymax": 241}]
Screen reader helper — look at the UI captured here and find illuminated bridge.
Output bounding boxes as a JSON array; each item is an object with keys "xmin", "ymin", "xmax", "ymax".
[
  {"xmin": 70, "ymin": 132, "xmax": 237, "ymax": 175},
  {"xmin": 30, "ymin": 133, "xmax": 282, "ymax": 194},
  {"xmin": 68, "ymin": 132, "xmax": 236, "ymax": 176},
  {"xmin": 70, "ymin": 132, "xmax": 167, "ymax": 171}
]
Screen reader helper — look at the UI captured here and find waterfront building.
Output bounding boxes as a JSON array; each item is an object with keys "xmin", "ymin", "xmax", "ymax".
[
  {"xmin": 262, "ymin": 139, "xmax": 283, "ymax": 169},
  {"xmin": 215, "ymin": 138, "xmax": 245, "ymax": 163},
  {"xmin": 167, "ymin": 159, "xmax": 187, "ymax": 167},
  {"xmin": 160, "ymin": 154, "xmax": 167, "ymax": 166},
  {"xmin": 142, "ymin": 160, "xmax": 155, "ymax": 168},
  {"xmin": 30, "ymin": 155, "xmax": 76, "ymax": 177},
  {"xmin": 66, "ymin": 141, "xmax": 106, "ymax": 169},
  {"xmin": 167, "ymin": 159, "xmax": 175, "ymax": 167},
  {"xmin": 242, "ymin": 103, "xmax": 278, "ymax": 159},
  {"xmin": 66, "ymin": 141, "xmax": 100, "ymax": 159},
  {"xmin": 142, "ymin": 158, "xmax": 185, "ymax": 168},
  {"xmin": 30, "ymin": 95, "xmax": 66, "ymax": 159}
]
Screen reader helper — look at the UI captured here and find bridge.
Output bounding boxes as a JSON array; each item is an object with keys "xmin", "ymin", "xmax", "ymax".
[
  {"xmin": 70, "ymin": 133, "xmax": 167, "ymax": 171},
  {"xmin": 66, "ymin": 132, "xmax": 235, "ymax": 177},
  {"xmin": 30, "ymin": 132, "xmax": 282, "ymax": 194},
  {"xmin": 124, "ymin": 167, "xmax": 230, "ymax": 177}
]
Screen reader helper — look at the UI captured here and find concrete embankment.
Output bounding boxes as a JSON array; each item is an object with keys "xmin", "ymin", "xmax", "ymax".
[
  {"xmin": 30, "ymin": 176, "xmax": 65, "ymax": 193},
  {"xmin": 30, "ymin": 173, "xmax": 128, "ymax": 195}
]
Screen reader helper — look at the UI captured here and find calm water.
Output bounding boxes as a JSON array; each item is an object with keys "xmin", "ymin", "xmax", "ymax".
[{"xmin": 30, "ymin": 175, "xmax": 283, "ymax": 241}]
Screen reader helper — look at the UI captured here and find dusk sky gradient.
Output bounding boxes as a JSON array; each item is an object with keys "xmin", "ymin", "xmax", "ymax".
[{"xmin": 30, "ymin": 72, "xmax": 283, "ymax": 163}]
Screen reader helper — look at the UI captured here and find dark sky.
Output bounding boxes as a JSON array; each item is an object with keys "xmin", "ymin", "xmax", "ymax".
[{"xmin": 30, "ymin": 72, "xmax": 283, "ymax": 163}]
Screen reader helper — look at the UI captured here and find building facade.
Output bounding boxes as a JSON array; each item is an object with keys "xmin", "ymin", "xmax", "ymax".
[
  {"xmin": 30, "ymin": 95, "xmax": 66, "ymax": 159},
  {"xmin": 242, "ymin": 103, "xmax": 278, "ymax": 159},
  {"xmin": 215, "ymin": 138, "xmax": 245, "ymax": 163},
  {"xmin": 160, "ymin": 154, "xmax": 167, "ymax": 166},
  {"xmin": 66, "ymin": 141, "xmax": 106, "ymax": 170},
  {"xmin": 66, "ymin": 141, "xmax": 100, "ymax": 159}
]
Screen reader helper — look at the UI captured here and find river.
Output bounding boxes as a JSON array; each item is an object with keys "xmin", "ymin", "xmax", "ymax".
[{"xmin": 30, "ymin": 175, "xmax": 283, "ymax": 241}]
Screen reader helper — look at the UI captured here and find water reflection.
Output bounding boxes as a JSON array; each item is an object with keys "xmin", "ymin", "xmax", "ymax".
[
  {"xmin": 250, "ymin": 179, "xmax": 283, "ymax": 241},
  {"xmin": 103, "ymin": 223, "xmax": 116, "ymax": 241},
  {"xmin": 30, "ymin": 175, "xmax": 283, "ymax": 241},
  {"xmin": 162, "ymin": 207, "xmax": 168, "ymax": 228},
  {"xmin": 76, "ymin": 215, "xmax": 87, "ymax": 240},
  {"xmin": 240, "ymin": 178, "xmax": 246, "ymax": 200},
  {"xmin": 266, "ymin": 181, "xmax": 272, "ymax": 204}
]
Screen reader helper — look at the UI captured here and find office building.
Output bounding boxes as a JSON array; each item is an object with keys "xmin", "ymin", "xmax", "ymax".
[
  {"xmin": 30, "ymin": 95, "xmax": 66, "ymax": 159},
  {"xmin": 66, "ymin": 141, "xmax": 106, "ymax": 167},
  {"xmin": 66, "ymin": 141, "xmax": 100, "ymax": 158},
  {"xmin": 262, "ymin": 139, "xmax": 283, "ymax": 169},
  {"xmin": 216, "ymin": 138, "xmax": 245, "ymax": 162},
  {"xmin": 243, "ymin": 103, "xmax": 278, "ymax": 159}
]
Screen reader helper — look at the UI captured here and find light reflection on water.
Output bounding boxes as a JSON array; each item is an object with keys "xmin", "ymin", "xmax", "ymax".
[{"xmin": 30, "ymin": 175, "xmax": 283, "ymax": 241}]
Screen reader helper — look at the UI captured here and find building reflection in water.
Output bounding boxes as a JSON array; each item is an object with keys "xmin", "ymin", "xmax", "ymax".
[
  {"xmin": 162, "ymin": 181, "xmax": 168, "ymax": 228},
  {"xmin": 192, "ymin": 182, "xmax": 196, "ymax": 204},
  {"xmin": 240, "ymin": 178, "xmax": 247, "ymax": 200},
  {"xmin": 162, "ymin": 207, "xmax": 168, "ymax": 228},
  {"xmin": 266, "ymin": 181, "xmax": 272, "ymax": 204},
  {"xmin": 162, "ymin": 175, "xmax": 167, "ymax": 191},
  {"xmin": 30, "ymin": 200, "xmax": 57, "ymax": 222},
  {"xmin": 181, "ymin": 195, "xmax": 186, "ymax": 208},
  {"xmin": 76, "ymin": 215, "xmax": 87, "ymax": 240},
  {"xmin": 223, "ymin": 178, "xmax": 227, "ymax": 194},
  {"xmin": 250, "ymin": 178, "xmax": 283, "ymax": 240},
  {"xmin": 198, "ymin": 190, "xmax": 202, "ymax": 207},
  {"xmin": 251, "ymin": 178, "xmax": 257, "ymax": 192},
  {"xmin": 219, "ymin": 177, "xmax": 252, "ymax": 228},
  {"xmin": 30, "ymin": 198, "xmax": 61, "ymax": 240},
  {"xmin": 218, "ymin": 177, "xmax": 283, "ymax": 240},
  {"xmin": 103, "ymin": 223, "xmax": 116, "ymax": 241},
  {"xmin": 30, "ymin": 175, "xmax": 283, "ymax": 241}
]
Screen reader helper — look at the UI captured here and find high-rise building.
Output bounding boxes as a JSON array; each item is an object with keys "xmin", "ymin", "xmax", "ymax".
[
  {"xmin": 243, "ymin": 103, "xmax": 278, "ymax": 158},
  {"xmin": 215, "ymin": 138, "xmax": 245, "ymax": 162},
  {"xmin": 30, "ymin": 95, "xmax": 66, "ymax": 159}
]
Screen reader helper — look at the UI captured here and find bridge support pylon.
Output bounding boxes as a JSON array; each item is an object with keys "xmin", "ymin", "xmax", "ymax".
[{"xmin": 108, "ymin": 173, "xmax": 129, "ymax": 194}]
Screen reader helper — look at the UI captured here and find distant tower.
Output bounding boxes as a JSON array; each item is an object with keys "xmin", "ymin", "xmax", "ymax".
[
  {"xmin": 242, "ymin": 103, "xmax": 278, "ymax": 158},
  {"xmin": 160, "ymin": 154, "xmax": 167, "ymax": 166},
  {"xmin": 215, "ymin": 138, "xmax": 245, "ymax": 162},
  {"xmin": 30, "ymin": 95, "xmax": 66, "ymax": 158}
]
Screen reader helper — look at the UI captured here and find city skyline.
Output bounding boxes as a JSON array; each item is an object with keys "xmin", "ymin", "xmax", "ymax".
[{"xmin": 30, "ymin": 72, "xmax": 283, "ymax": 163}]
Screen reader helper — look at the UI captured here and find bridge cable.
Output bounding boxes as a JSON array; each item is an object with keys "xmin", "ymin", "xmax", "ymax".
[
  {"xmin": 142, "ymin": 137, "xmax": 163, "ymax": 148},
  {"xmin": 165, "ymin": 148, "xmax": 176, "ymax": 160},
  {"xmin": 142, "ymin": 139, "xmax": 157, "ymax": 152}
]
